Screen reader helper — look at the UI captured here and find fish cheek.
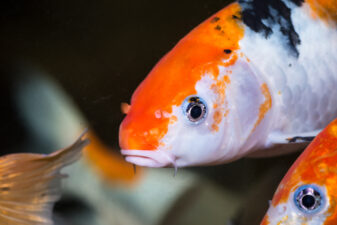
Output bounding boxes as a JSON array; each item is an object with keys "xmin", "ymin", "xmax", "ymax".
[{"xmin": 169, "ymin": 111, "xmax": 220, "ymax": 165}]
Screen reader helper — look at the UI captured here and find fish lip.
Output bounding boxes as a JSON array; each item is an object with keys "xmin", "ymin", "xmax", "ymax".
[{"xmin": 121, "ymin": 149, "xmax": 176, "ymax": 168}]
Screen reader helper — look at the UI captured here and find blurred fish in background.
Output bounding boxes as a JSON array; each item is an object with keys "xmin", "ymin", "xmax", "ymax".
[
  {"xmin": 0, "ymin": 123, "xmax": 88, "ymax": 225},
  {"xmin": 0, "ymin": 0, "xmax": 302, "ymax": 224}
]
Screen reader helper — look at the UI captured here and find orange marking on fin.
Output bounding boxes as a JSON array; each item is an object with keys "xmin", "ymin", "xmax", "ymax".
[
  {"xmin": 252, "ymin": 83, "xmax": 272, "ymax": 132},
  {"xmin": 85, "ymin": 132, "xmax": 142, "ymax": 185}
]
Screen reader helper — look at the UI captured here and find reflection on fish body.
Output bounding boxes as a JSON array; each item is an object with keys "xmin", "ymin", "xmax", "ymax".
[
  {"xmin": 119, "ymin": 0, "xmax": 337, "ymax": 168},
  {"xmin": 261, "ymin": 118, "xmax": 337, "ymax": 225},
  {"xmin": 0, "ymin": 131, "xmax": 89, "ymax": 225}
]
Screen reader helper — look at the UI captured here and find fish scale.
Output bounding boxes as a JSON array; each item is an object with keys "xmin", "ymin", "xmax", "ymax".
[{"xmin": 241, "ymin": 3, "xmax": 337, "ymax": 136}]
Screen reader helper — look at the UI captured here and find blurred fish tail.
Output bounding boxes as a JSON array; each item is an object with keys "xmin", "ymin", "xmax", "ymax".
[
  {"xmin": 0, "ymin": 131, "xmax": 89, "ymax": 225},
  {"xmin": 84, "ymin": 132, "xmax": 142, "ymax": 185}
]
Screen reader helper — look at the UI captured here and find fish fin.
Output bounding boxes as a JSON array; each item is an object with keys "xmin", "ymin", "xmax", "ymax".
[
  {"xmin": 248, "ymin": 130, "xmax": 321, "ymax": 158},
  {"xmin": 84, "ymin": 132, "xmax": 142, "ymax": 185},
  {"xmin": 267, "ymin": 130, "xmax": 321, "ymax": 144},
  {"xmin": 0, "ymin": 130, "xmax": 89, "ymax": 225}
]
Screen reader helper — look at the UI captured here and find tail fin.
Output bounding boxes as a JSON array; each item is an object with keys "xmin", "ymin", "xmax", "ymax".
[{"xmin": 0, "ymin": 131, "xmax": 89, "ymax": 225}]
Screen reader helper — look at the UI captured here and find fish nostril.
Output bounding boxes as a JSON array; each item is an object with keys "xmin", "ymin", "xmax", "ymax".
[
  {"xmin": 119, "ymin": 107, "xmax": 168, "ymax": 151},
  {"xmin": 121, "ymin": 102, "xmax": 131, "ymax": 114}
]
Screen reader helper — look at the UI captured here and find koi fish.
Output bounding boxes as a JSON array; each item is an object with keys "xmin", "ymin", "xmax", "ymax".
[
  {"xmin": 119, "ymin": 0, "xmax": 337, "ymax": 168},
  {"xmin": 0, "ymin": 132, "xmax": 89, "ymax": 225},
  {"xmin": 261, "ymin": 118, "xmax": 337, "ymax": 225}
]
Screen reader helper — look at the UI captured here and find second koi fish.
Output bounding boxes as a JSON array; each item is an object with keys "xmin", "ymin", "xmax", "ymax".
[{"xmin": 261, "ymin": 118, "xmax": 337, "ymax": 225}]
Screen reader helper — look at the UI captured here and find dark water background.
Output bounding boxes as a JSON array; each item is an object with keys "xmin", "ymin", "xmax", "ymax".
[
  {"xmin": 0, "ymin": 1, "xmax": 300, "ymax": 224},
  {"xmin": 1, "ymin": 0, "xmax": 233, "ymax": 145}
]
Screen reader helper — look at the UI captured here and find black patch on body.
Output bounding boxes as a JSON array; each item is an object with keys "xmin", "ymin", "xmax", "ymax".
[{"xmin": 239, "ymin": 0, "xmax": 304, "ymax": 56}]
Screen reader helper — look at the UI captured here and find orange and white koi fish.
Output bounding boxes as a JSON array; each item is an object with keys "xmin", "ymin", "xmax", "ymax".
[
  {"xmin": 0, "ymin": 132, "xmax": 88, "ymax": 225},
  {"xmin": 119, "ymin": 0, "xmax": 337, "ymax": 168},
  {"xmin": 261, "ymin": 118, "xmax": 337, "ymax": 225}
]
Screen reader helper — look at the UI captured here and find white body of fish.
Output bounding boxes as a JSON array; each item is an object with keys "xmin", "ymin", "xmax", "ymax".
[{"xmin": 231, "ymin": 3, "xmax": 337, "ymax": 157}]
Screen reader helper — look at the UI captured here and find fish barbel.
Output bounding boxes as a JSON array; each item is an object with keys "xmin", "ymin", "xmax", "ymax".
[
  {"xmin": 261, "ymin": 118, "xmax": 337, "ymax": 225},
  {"xmin": 0, "ymin": 131, "xmax": 89, "ymax": 225},
  {"xmin": 120, "ymin": 0, "xmax": 337, "ymax": 168}
]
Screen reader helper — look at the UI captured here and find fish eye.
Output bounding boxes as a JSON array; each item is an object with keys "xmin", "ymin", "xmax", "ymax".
[
  {"xmin": 182, "ymin": 96, "xmax": 207, "ymax": 123},
  {"xmin": 294, "ymin": 185, "xmax": 325, "ymax": 214}
]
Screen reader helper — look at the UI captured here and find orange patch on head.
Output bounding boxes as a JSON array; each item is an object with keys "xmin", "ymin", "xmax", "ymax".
[
  {"xmin": 169, "ymin": 115, "xmax": 178, "ymax": 124},
  {"xmin": 270, "ymin": 119, "xmax": 337, "ymax": 224},
  {"xmin": 277, "ymin": 216, "xmax": 289, "ymax": 224},
  {"xmin": 120, "ymin": 3, "xmax": 244, "ymax": 150},
  {"xmin": 261, "ymin": 215, "xmax": 270, "ymax": 225},
  {"xmin": 306, "ymin": 0, "xmax": 337, "ymax": 24},
  {"xmin": 210, "ymin": 75, "xmax": 231, "ymax": 132},
  {"xmin": 223, "ymin": 109, "xmax": 229, "ymax": 117},
  {"xmin": 212, "ymin": 111, "xmax": 222, "ymax": 131},
  {"xmin": 252, "ymin": 83, "xmax": 272, "ymax": 132}
]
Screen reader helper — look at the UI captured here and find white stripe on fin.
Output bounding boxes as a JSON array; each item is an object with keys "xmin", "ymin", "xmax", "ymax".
[{"xmin": 0, "ymin": 130, "xmax": 89, "ymax": 225}]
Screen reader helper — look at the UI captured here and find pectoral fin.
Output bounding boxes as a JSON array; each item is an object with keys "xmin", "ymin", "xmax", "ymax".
[
  {"xmin": 0, "ymin": 131, "xmax": 89, "ymax": 225},
  {"xmin": 267, "ymin": 130, "xmax": 321, "ymax": 145},
  {"xmin": 248, "ymin": 130, "xmax": 321, "ymax": 158}
]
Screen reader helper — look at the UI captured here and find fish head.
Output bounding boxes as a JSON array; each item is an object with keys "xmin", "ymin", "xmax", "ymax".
[
  {"xmin": 261, "ymin": 183, "xmax": 330, "ymax": 225},
  {"xmin": 119, "ymin": 3, "xmax": 250, "ymax": 168},
  {"xmin": 261, "ymin": 119, "xmax": 337, "ymax": 225}
]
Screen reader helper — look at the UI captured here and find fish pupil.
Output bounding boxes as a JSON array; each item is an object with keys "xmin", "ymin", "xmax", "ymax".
[
  {"xmin": 294, "ymin": 185, "xmax": 324, "ymax": 213},
  {"xmin": 302, "ymin": 195, "xmax": 315, "ymax": 209},
  {"xmin": 190, "ymin": 105, "xmax": 202, "ymax": 119}
]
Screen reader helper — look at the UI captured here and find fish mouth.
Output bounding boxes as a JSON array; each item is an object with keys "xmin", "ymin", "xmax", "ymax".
[{"xmin": 121, "ymin": 149, "xmax": 177, "ymax": 168}]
